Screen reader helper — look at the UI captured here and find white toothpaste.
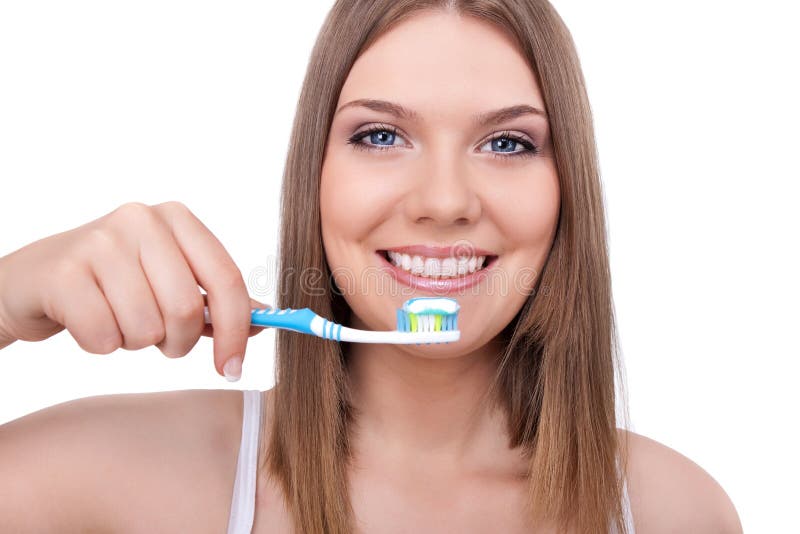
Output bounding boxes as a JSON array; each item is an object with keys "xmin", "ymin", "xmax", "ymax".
[{"xmin": 401, "ymin": 297, "xmax": 460, "ymax": 315}]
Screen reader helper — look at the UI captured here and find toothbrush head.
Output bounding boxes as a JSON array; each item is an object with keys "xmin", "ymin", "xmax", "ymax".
[{"xmin": 396, "ymin": 297, "xmax": 459, "ymax": 341}]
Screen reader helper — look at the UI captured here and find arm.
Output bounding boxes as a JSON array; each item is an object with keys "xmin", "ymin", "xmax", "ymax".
[
  {"xmin": 0, "ymin": 390, "xmax": 243, "ymax": 532},
  {"xmin": 0, "ymin": 397, "xmax": 107, "ymax": 531}
]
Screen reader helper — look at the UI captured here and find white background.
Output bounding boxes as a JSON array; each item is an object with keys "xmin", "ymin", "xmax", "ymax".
[{"xmin": 1, "ymin": 1, "xmax": 797, "ymax": 531}]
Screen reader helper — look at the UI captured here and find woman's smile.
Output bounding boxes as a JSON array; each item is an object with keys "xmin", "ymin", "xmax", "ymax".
[
  {"xmin": 376, "ymin": 251, "xmax": 498, "ymax": 297},
  {"xmin": 374, "ymin": 243, "xmax": 499, "ymax": 293}
]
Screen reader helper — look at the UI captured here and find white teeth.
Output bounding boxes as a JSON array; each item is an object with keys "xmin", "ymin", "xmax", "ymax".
[
  {"xmin": 423, "ymin": 258, "xmax": 438, "ymax": 277},
  {"xmin": 411, "ymin": 255, "xmax": 424, "ymax": 275},
  {"xmin": 401, "ymin": 254, "xmax": 411, "ymax": 270},
  {"xmin": 457, "ymin": 257, "xmax": 468, "ymax": 275},
  {"xmin": 442, "ymin": 257, "xmax": 457, "ymax": 277},
  {"xmin": 384, "ymin": 251, "xmax": 490, "ymax": 278}
]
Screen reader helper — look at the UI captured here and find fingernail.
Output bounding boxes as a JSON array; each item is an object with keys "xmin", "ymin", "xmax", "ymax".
[{"xmin": 223, "ymin": 356, "xmax": 242, "ymax": 382}]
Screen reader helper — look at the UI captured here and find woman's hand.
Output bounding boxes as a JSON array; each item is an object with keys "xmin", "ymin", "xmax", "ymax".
[{"xmin": 0, "ymin": 201, "xmax": 266, "ymax": 380}]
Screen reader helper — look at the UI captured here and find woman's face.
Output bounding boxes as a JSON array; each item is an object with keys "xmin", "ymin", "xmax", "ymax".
[{"xmin": 320, "ymin": 11, "xmax": 560, "ymax": 356}]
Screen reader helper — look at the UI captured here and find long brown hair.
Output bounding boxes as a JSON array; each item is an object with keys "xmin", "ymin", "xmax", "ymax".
[{"xmin": 266, "ymin": 1, "xmax": 630, "ymax": 533}]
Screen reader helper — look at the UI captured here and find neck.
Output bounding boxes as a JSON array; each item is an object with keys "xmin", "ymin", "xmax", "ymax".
[{"xmin": 345, "ymin": 330, "xmax": 516, "ymax": 474}]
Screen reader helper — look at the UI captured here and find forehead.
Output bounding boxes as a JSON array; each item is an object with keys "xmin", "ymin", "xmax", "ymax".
[{"xmin": 337, "ymin": 11, "xmax": 545, "ymax": 116}]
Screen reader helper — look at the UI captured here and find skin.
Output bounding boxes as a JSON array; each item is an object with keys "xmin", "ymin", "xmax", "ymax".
[{"xmin": 0, "ymin": 10, "xmax": 743, "ymax": 534}]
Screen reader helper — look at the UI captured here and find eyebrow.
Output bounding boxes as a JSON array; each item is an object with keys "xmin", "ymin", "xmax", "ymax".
[{"xmin": 334, "ymin": 98, "xmax": 548, "ymax": 127}]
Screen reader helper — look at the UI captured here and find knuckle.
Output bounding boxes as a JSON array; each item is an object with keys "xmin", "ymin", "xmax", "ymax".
[
  {"xmin": 159, "ymin": 200, "xmax": 191, "ymax": 217},
  {"xmin": 108, "ymin": 202, "xmax": 158, "ymax": 232},
  {"xmin": 223, "ymin": 313, "xmax": 253, "ymax": 338},
  {"xmin": 94, "ymin": 333, "xmax": 121, "ymax": 355},
  {"xmin": 231, "ymin": 321, "xmax": 252, "ymax": 337},
  {"xmin": 218, "ymin": 268, "xmax": 246, "ymax": 292},
  {"xmin": 158, "ymin": 342, "xmax": 191, "ymax": 359},
  {"xmin": 161, "ymin": 347, "xmax": 186, "ymax": 359},
  {"xmin": 158, "ymin": 347, "xmax": 180, "ymax": 358},
  {"xmin": 169, "ymin": 296, "xmax": 204, "ymax": 322},
  {"xmin": 139, "ymin": 321, "xmax": 166, "ymax": 347},
  {"xmin": 52, "ymin": 257, "xmax": 84, "ymax": 280},
  {"xmin": 113, "ymin": 201, "xmax": 151, "ymax": 220},
  {"xmin": 151, "ymin": 201, "xmax": 196, "ymax": 230}
]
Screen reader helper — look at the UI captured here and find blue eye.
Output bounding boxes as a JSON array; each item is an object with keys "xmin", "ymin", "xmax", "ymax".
[
  {"xmin": 479, "ymin": 131, "xmax": 540, "ymax": 159},
  {"xmin": 347, "ymin": 124, "xmax": 404, "ymax": 151},
  {"xmin": 492, "ymin": 138, "xmax": 517, "ymax": 152},
  {"xmin": 347, "ymin": 125, "xmax": 540, "ymax": 159},
  {"xmin": 366, "ymin": 129, "xmax": 396, "ymax": 146}
]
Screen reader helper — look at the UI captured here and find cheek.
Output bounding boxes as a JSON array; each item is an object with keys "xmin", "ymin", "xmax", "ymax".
[
  {"xmin": 487, "ymin": 166, "xmax": 560, "ymax": 274},
  {"xmin": 320, "ymin": 148, "xmax": 403, "ymax": 247},
  {"xmin": 319, "ymin": 150, "xmax": 399, "ymax": 266},
  {"xmin": 511, "ymin": 179, "xmax": 560, "ymax": 247}
]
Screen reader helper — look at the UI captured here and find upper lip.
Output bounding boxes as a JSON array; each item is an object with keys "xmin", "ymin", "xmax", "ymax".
[{"xmin": 380, "ymin": 244, "xmax": 497, "ymax": 258}]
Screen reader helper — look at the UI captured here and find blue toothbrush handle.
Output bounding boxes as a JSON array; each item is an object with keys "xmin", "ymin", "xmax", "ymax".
[
  {"xmin": 203, "ymin": 306, "xmax": 332, "ymax": 337},
  {"xmin": 248, "ymin": 307, "xmax": 319, "ymax": 333}
]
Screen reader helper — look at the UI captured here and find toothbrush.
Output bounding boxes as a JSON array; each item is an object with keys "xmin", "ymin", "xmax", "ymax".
[{"xmin": 203, "ymin": 297, "xmax": 460, "ymax": 344}]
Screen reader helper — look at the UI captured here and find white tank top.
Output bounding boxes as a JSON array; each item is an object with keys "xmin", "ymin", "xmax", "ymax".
[{"xmin": 226, "ymin": 390, "xmax": 636, "ymax": 533}]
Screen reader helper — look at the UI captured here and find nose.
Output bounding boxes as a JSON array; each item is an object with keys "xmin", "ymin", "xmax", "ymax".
[{"xmin": 404, "ymin": 152, "xmax": 482, "ymax": 227}]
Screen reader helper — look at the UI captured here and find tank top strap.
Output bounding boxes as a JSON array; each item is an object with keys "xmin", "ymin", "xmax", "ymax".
[{"xmin": 227, "ymin": 389, "xmax": 263, "ymax": 534}]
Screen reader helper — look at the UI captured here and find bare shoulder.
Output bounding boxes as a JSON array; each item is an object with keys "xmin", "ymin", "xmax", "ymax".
[
  {"xmin": 619, "ymin": 429, "xmax": 743, "ymax": 534},
  {"xmin": 0, "ymin": 388, "xmax": 246, "ymax": 533}
]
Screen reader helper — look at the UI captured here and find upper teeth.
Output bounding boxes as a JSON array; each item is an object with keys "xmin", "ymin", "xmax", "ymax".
[{"xmin": 386, "ymin": 251, "xmax": 487, "ymax": 278}]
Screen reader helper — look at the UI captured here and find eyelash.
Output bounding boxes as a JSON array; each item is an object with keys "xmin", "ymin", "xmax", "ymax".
[{"xmin": 346, "ymin": 124, "xmax": 541, "ymax": 159}]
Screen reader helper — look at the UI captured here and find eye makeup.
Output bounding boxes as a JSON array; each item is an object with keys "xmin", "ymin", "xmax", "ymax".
[{"xmin": 346, "ymin": 123, "xmax": 542, "ymax": 159}]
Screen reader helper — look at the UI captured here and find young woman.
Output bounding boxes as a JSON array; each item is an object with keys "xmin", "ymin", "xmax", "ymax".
[{"xmin": 0, "ymin": 1, "xmax": 742, "ymax": 532}]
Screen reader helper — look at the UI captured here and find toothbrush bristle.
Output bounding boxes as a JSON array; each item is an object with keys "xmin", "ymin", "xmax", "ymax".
[{"xmin": 396, "ymin": 297, "xmax": 459, "ymax": 342}]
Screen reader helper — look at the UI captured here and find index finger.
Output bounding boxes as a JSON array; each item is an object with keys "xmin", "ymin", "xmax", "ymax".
[
  {"xmin": 200, "ymin": 296, "xmax": 270, "ymax": 338},
  {"xmin": 154, "ymin": 202, "xmax": 252, "ymax": 379}
]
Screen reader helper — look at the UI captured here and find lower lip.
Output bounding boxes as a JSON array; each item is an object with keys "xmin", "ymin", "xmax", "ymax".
[{"xmin": 376, "ymin": 252, "xmax": 496, "ymax": 294}]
